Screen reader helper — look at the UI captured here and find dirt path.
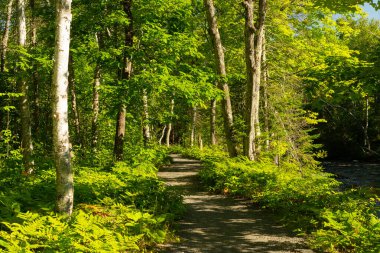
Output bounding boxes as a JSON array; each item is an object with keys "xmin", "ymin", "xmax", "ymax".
[{"xmin": 157, "ymin": 154, "xmax": 314, "ymax": 253}]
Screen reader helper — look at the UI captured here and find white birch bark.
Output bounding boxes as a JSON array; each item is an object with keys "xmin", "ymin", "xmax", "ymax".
[
  {"xmin": 191, "ymin": 107, "xmax": 197, "ymax": 147},
  {"xmin": 142, "ymin": 89, "xmax": 151, "ymax": 145},
  {"xmin": 166, "ymin": 98, "xmax": 174, "ymax": 147},
  {"xmin": 92, "ymin": 63, "xmax": 101, "ymax": 149},
  {"xmin": 52, "ymin": 0, "xmax": 73, "ymax": 215},
  {"xmin": 1, "ymin": 0, "xmax": 14, "ymax": 72}
]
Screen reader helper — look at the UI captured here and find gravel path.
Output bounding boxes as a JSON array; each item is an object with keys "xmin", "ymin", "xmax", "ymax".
[{"xmin": 157, "ymin": 154, "xmax": 314, "ymax": 253}]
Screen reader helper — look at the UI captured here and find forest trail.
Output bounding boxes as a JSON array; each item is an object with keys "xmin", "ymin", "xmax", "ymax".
[{"xmin": 157, "ymin": 154, "xmax": 314, "ymax": 253}]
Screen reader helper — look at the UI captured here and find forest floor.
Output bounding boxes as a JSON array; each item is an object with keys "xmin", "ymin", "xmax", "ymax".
[{"xmin": 157, "ymin": 154, "xmax": 314, "ymax": 253}]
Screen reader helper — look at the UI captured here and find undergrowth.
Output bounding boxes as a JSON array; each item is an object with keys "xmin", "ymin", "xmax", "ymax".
[
  {"xmin": 0, "ymin": 146, "xmax": 184, "ymax": 252},
  {"xmin": 175, "ymin": 146, "xmax": 380, "ymax": 253}
]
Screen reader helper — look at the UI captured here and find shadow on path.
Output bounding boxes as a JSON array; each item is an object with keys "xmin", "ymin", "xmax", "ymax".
[{"xmin": 158, "ymin": 154, "xmax": 314, "ymax": 253}]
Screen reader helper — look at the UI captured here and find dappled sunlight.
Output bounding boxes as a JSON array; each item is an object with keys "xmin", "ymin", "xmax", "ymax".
[{"xmin": 159, "ymin": 154, "xmax": 313, "ymax": 253}]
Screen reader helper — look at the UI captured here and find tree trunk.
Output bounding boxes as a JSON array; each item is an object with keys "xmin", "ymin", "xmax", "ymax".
[
  {"xmin": 243, "ymin": 0, "xmax": 266, "ymax": 161},
  {"xmin": 68, "ymin": 54, "xmax": 81, "ymax": 146},
  {"xmin": 203, "ymin": 0, "xmax": 237, "ymax": 156},
  {"xmin": 166, "ymin": 98, "xmax": 174, "ymax": 147},
  {"xmin": 92, "ymin": 63, "xmax": 101, "ymax": 149},
  {"xmin": 191, "ymin": 107, "xmax": 197, "ymax": 147},
  {"xmin": 52, "ymin": 0, "xmax": 73, "ymax": 215},
  {"xmin": 1, "ymin": 0, "xmax": 13, "ymax": 72},
  {"xmin": 0, "ymin": 0, "xmax": 14, "ymax": 132},
  {"xmin": 159, "ymin": 125, "xmax": 166, "ymax": 145},
  {"xmin": 114, "ymin": 106, "xmax": 126, "ymax": 160},
  {"xmin": 17, "ymin": 0, "xmax": 34, "ymax": 173},
  {"xmin": 262, "ymin": 29, "xmax": 270, "ymax": 151},
  {"xmin": 364, "ymin": 96, "xmax": 371, "ymax": 150},
  {"xmin": 114, "ymin": 0, "xmax": 133, "ymax": 161},
  {"xmin": 210, "ymin": 99, "xmax": 216, "ymax": 145},
  {"xmin": 142, "ymin": 89, "xmax": 151, "ymax": 146},
  {"xmin": 30, "ymin": 0, "xmax": 41, "ymax": 137},
  {"xmin": 198, "ymin": 133, "xmax": 203, "ymax": 150}
]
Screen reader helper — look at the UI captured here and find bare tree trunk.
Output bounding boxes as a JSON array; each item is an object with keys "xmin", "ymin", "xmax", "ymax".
[
  {"xmin": 30, "ymin": 0, "xmax": 40, "ymax": 135},
  {"xmin": 68, "ymin": 54, "xmax": 81, "ymax": 146},
  {"xmin": 30, "ymin": 0, "xmax": 37, "ymax": 45},
  {"xmin": 364, "ymin": 96, "xmax": 371, "ymax": 150},
  {"xmin": 198, "ymin": 133, "xmax": 203, "ymax": 150},
  {"xmin": 243, "ymin": 0, "xmax": 266, "ymax": 161},
  {"xmin": 159, "ymin": 125, "xmax": 166, "ymax": 145},
  {"xmin": 114, "ymin": 106, "xmax": 126, "ymax": 160},
  {"xmin": 52, "ymin": 0, "xmax": 73, "ymax": 215},
  {"xmin": 210, "ymin": 99, "xmax": 216, "ymax": 145},
  {"xmin": 0, "ymin": 0, "xmax": 14, "ymax": 132},
  {"xmin": 166, "ymin": 98, "xmax": 174, "ymax": 147},
  {"xmin": 191, "ymin": 107, "xmax": 197, "ymax": 147},
  {"xmin": 204, "ymin": 0, "xmax": 237, "ymax": 156},
  {"xmin": 142, "ymin": 89, "xmax": 151, "ymax": 146},
  {"xmin": 17, "ymin": 0, "xmax": 34, "ymax": 173},
  {"xmin": 1, "ymin": 0, "xmax": 13, "ymax": 72},
  {"xmin": 92, "ymin": 63, "xmax": 101, "ymax": 149},
  {"xmin": 114, "ymin": 0, "xmax": 133, "ymax": 161},
  {"xmin": 262, "ymin": 30, "xmax": 270, "ymax": 151}
]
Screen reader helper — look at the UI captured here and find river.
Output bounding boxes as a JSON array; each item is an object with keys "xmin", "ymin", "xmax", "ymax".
[{"xmin": 322, "ymin": 161, "xmax": 380, "ymax": 189}]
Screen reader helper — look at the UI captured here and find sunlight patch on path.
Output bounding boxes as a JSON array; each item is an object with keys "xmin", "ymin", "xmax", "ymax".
[{"xmin": 158, "ymin": 154, "xmax": 314, "ymax": 253}]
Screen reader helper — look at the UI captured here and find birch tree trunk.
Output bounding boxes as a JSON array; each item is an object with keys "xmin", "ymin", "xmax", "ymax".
[
  {"xmin": 243, "ymin": 0, "xmax": 266, "ymax": 161},
  {"xmin": 142, "ymin": 89, "xmax": 151, "ymax": 146},
  {"xmin": 159, "ymin": 125, "xmax": 166, "ymax": 145},
  {"xmin": 92, "ymin": 63, "xmax": 101, "ymax": 149},
  {"xmin": 114, "ymin": 0, "xmax": 133, "ymax": 161},
  {"xmin": 204, "ymin": 0, "xmax": 237, "ymax": 157},
  {"xmin": 166, "ymin": 98, "xmax": 174, "ymax": 147},
  {"xmin": 52, "ymin": 0, "xmax": 73, "ymax": 215},
  {"xmin": 364, "ymin": 96, "xmax": 371, "ymax": 150},
  {"xmin": 262, "ymin": 29, "xmax": 270, "ymax": 151},
  {"xmin": 30, "ymin": 0, "xmax": 40, "ymax": 135},
  {"xmin": 1, "ymin": 0, "xmax": 13, "ymax": 72},
  {"xmin": 17, "ymin": 0, "xmax": 34, "ymax": 173},
  {"xmin": 191, "ymin": 107, "xmax": 197, "ymax": 147},
  {"xmin": 0, "ymin": 0, "xmax": 13, "ymax": 131},
  {"xmin": 210, "ymin": 99, "xmax": 216, "ymax": 145}
]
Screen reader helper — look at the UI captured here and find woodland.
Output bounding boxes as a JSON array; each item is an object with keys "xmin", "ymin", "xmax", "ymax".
[{"xmin": 0, "ymin": 0, "xmax": 379, "ymax": 252}]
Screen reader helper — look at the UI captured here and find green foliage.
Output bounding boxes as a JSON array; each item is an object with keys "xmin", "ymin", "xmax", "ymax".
[
  {"xmin": 309, "ymin": 196, "xmax": 380, "ymax": 253},
  {"xmin": 0, "ymin": 150, "xmax": 184, "ymax": 252},
  {"xmin": 178, "ymin": 146, "xmax": 380, "ymax": 253}
]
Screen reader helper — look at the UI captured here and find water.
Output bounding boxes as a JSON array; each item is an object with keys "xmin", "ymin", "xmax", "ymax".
[{"xmin": 322, "ymin": 161, "xmax": 380, "ymax": 189}]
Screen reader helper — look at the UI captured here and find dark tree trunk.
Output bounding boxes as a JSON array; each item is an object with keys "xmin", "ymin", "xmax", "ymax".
[
  {"xmin": 68, "ymin": 54, "xmax": 82, "ymax": 146},
  {"xmin": 210, "ymin": 99, "xmax": 216, "ymax": 145},
  {"xmin": 114, "ymin": 0, "xmax": 133, "ymax": 161},
  {"xmin": 17, "ymin": 0, "xmax": 34, "ymax": 173}
]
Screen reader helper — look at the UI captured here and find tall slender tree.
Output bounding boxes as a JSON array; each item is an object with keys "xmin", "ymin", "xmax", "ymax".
[
  {"xmin": 68, "ymin": 54, "xmax": 81, "ymax": 147},
  {"xmin": 114, "ymin": 0, "xmax": 133, "ymax": 161},
  {"xmin": 17, "ymin": 0, "xmax": 34, "ymax": 173},
  {"xmin": 52, "ymin": 0, "xmax": 73, "ymax": 215},
  {"xmin": 203, "ymin": 0, "xmax": 238, "ymax": 157},
  {"xmin": 166, "ymin": 98, "xmax": 174, "ymax": 147},
  {"xmin": 142, "ymin": 89, "xmax": 151, "ymax": 146},
  {"xmin": 243, "ymin": 0, "xmax": 267, "ymax": 161},
  {"xmin": 1, "ymin": 0, "xmax": 13, "ymax": 73}
]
